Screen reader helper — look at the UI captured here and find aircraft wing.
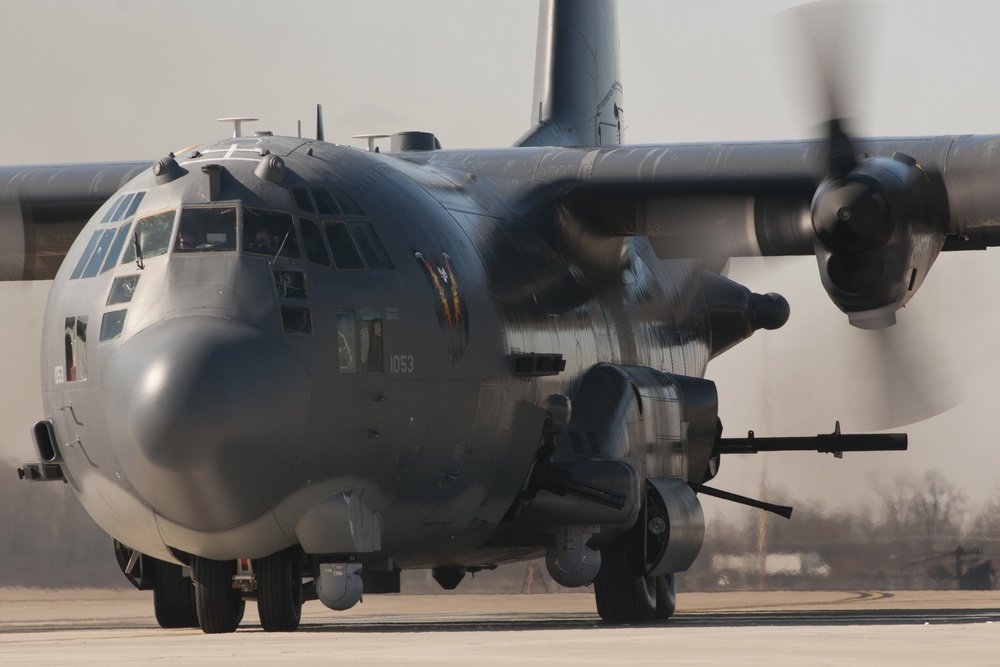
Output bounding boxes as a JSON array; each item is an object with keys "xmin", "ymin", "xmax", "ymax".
[
  {"xmin": 506, "ymin": 136, "xmax": 1000, "ymax": 257},
  {"xmin": 426, "ymin": 133, "xmax": 1000, "ymax": 328},
  {"xmin": 548, "ymin": 135, "xmax": 1000, "ymax": 327},
  {"xmin": 0, "ymin": 162, "xmax": 148, "ymax": 280}
]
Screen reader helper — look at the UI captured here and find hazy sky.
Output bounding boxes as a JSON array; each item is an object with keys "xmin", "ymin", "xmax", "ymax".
[{"xmin": 3, "ymin": 0, "xmax": 1000, "ymax": 520}]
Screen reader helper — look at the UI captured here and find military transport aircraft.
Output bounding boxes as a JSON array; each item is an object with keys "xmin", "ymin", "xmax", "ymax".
[{"xmin": 5, "ymin": 0, "xmax": 998, "ymax": 633}]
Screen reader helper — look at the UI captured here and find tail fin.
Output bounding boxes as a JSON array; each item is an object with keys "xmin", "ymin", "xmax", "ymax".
[{"xmin": 515, "ymin": 0, "xmax": 623, "ymax": 148}]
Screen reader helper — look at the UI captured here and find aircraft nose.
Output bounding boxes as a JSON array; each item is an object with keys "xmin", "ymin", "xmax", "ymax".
[{"xmin": 103, "ymin": 316, "xmax": 311, "ymax": 531}]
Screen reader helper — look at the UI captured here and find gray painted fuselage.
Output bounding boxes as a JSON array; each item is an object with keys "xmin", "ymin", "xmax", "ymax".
[
  {"xmin": 35, "ymin": 127, "xmax": 1000, "ymax": 571},
  {"xmin": 42, "ymin": 135, "xmax": 712, "ymax": 568}
]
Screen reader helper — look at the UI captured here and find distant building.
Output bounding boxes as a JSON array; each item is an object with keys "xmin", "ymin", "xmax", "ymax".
[{"xmin": 712, "ymin": 552, "xmax": 831, "ymax": 578}]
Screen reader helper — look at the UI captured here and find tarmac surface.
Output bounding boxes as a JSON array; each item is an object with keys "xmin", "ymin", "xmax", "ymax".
[{"xmin": 2, "ymin": 588, "xmax": 999, "ymax": 665}]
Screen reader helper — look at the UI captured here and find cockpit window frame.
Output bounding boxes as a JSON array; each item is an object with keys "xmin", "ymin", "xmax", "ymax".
[
  {"xmin": 349, "ymin": 222, "xmax": 395, "ymax": 270},
  {"xmin": 121, "ymin": 208, "xmax": 177, "ymax": 266},
  {"xmin": 173, "ymin": 204, "xmax": 240, "ymax": 254},
  {"xmin": 299, "ymin": 217, "xmax": 331, "ymax": 267},
  {"xmin": 242, "ymin": 207, "xmax": 302, "ymax": 260},
  {"xmin": 110, "ymin": 194, "xmax": 135, "ymax": 223},
  {"xmin": 323, "ymin": 221, "xmax": 366, "ymax": 270}
]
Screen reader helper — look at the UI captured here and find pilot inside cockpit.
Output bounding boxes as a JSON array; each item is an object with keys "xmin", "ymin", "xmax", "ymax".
[
  {"xmin": 249, "ymin": 228, "xmax": 275, "ymax": 253},
  {"xmin": 173, "ymin": 206, "xmax": 238, "ymax": 253},
  {"xmin": 176, "ymin": 230, "xmax": 197, "ymax": 250},
  {"xmin": 242, "ymin": 208, "xmax": 299, "ymax": 259}
]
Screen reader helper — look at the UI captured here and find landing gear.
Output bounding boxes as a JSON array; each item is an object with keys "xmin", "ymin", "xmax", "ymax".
[
  {"xmin": 254, "ymin": 548, "xmax": 303, "ymax": 632},
  {"xmin": 655, "ymin": 572, "xmax": 677, "ymax": 619},
  {"xmin": 593, "ymin": 532, "xmax": 676, "ymax": 623},
  {"xmin": 192, "ymin": 556, "xmax": 245, "ymax": 634},
  {"xmin": 153, "ymin": 559, "xmax": 199, "ymax": 628}
]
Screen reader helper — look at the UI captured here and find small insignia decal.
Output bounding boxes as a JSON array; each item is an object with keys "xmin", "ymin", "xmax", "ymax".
[{"xmin": 414, "ymin": 250, "xmax": 469, "ymax": 362}]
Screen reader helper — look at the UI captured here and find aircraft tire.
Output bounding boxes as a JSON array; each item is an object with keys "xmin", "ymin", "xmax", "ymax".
[
  {"xmin": 192, "ymin": 556, "xmax": 245, "ymax": 634},
  {"xmin": 153, "ymin": 559, "xmax": 199, "ymax": 628},
  {"xmin": 594, "ymin": 532, "xmax": 657, "ymax": 624},
  {"xmin": 255, "ymin": 547, "xmax": 303, "ymax": 632},
  {"xmin": 655, "ymin": 573, "xmax": 677, "ymax": 619}
]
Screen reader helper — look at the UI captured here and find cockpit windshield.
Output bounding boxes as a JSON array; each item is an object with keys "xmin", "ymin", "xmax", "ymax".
[
  {"xmin": 122, "ymin": 210, "xmax": 175, "ymax": 265},
  {"xmin": 243, "ymin": 208, "xmax": 300, "ymax": 259},
  {"xmin": 175, "ymin": 206, "xmax": 238, "ymax": 252},
  {"xmin": 163, "ymin": 203, "xmax": 397, "ymax": 269}
]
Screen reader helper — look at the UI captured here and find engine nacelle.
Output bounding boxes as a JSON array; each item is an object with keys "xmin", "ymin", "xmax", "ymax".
[{"xmin": 811, "ymin": 152, "xmax": 948, "ymax": 329}]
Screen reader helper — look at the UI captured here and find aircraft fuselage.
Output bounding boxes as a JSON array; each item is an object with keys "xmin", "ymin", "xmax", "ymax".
[{"xmin": 40, "ymin": 135, "xmax": 714, "ymax": 569}]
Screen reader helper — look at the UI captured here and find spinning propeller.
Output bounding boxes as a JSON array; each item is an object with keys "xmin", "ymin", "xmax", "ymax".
[
  {"xmin": 792, "ymin": 0, "xmax": 950, "ymax": 331},
  {"xmin": 735, "ymin": 1, "xmax": 963, "ymax": 429}
]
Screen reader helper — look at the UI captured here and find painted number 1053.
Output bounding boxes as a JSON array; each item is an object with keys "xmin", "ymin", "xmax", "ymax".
[{"xmin": 390, "ymin": 355, "xmax": 414, "ymax": 373}]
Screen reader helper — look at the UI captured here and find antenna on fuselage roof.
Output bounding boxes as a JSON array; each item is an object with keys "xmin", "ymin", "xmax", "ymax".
[
  {"xmin": 316, "ymin": 104, "xmax": 325, "ymax": 142},
  {"xmin": 352, "ymin": 134, "xmax": 391, "ymax": 152},
  {"xmin": 216, "ymin": 117, "xmax": 258, "ymax": 138}
]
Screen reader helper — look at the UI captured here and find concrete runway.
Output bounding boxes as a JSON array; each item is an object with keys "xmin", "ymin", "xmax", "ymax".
[{"xmin": 2, "ymin": 588, "xmax": 999, "ymax": 665}]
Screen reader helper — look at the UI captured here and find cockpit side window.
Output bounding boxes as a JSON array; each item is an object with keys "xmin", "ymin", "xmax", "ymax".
[
  {"xmin": 122, "ymin": 210, "xmax": 175, "ymax": 264},
  {"xmin": 101, "ymin": 195, "xmax": 125, "ymax": 224},
  {"xmin": 81, "ymin": 229, "xmax": 118, "ymax": 278},
  {"xmin": 70, "ymin": 231, "xmax": 103, "ymax": 279},
  {"xmin": 64, "ymin": 316, "xmax": 88, "ymax": 381},
  {"xmin": 125, "ymin": 192, "xmax": 145, "ymax": 218},
  {"xmin": 243, "ymin": 208, "xmax": 300, "ymax": 259},
  {"xmin": 324, "ymin": 222, "xmax": 365, "ymax": 269},
  {"xmin": 311, "ymin": 189, "xmax": 341, "ymax": 216},
  {"xmin": 299, "ymin": 218, "xmax": 330, "ymax": 266},
  {"xmin": 175, "ymin": 207, "xmax": 238, "ymax": 253},
  {"xmin": 110, "ymin": 194, "xmax": 135, "ymax": 223},
  {"xmin": 350, "ymin": 223, "xmax": 394, "ymax": 270},
  {"xmin": 101, "ymin": 222, "xmax": 133, "ymax": 273},
  {"xmin": 293, "ymin": 188, "xmax": 314, "ymax": 213},
  {"xmin": 330, "ymin": 188, "xmax": 364, "ymax": 216},
  {"xmin": 336, "ymin": 310, "xmax": 357, "ymax": 373}
]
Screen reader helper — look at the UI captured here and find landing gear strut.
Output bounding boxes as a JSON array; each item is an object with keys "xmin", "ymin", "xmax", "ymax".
[
  {"xmin": 254, "ymin": 547, "xmax": 304, "ymax": 632},
  {"xmin": 192, "ymin": 556, "xmax": 245, "ymax": 634}
]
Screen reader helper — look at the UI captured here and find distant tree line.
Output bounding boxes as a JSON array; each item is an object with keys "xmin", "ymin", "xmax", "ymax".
[{"xmin": 682, "ymin": 470, "xmax": 999, "ymax": 591}]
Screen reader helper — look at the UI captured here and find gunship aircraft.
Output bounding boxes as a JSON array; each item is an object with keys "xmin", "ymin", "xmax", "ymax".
[{"xmin": 6, "ymin": 0, "xmax": 999, "ymax": 632}]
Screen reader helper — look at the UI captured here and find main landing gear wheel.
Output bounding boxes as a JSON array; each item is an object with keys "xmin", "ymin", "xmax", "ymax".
[
  {"xmin": 153, "ymin": 559, "xmax": 199, "ymax": 628},
  {"xmin": 192, "ymin": 556, "xmax": 245, "ymax": 634},
  {"xmin": 594, "ymin": 533, "xmax": 677, "ymax": 623},
  {"xmin": 255, "ymin": 547, "xmax": 303, "ymax": 632},
  {"xmin": 655, "ymin": 572, "xmax": 677, "ymax": 620}
]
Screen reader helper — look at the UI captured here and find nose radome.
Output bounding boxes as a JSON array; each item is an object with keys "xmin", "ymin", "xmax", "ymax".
[{"xmin": 103, "ymin": 316, "xmax": 311, "ymax": 531}]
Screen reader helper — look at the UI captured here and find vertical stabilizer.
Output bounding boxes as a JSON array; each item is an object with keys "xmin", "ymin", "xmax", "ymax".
[{"xmin": 515, "ymin": 0, "xmax": 623, "ymax": 148}]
